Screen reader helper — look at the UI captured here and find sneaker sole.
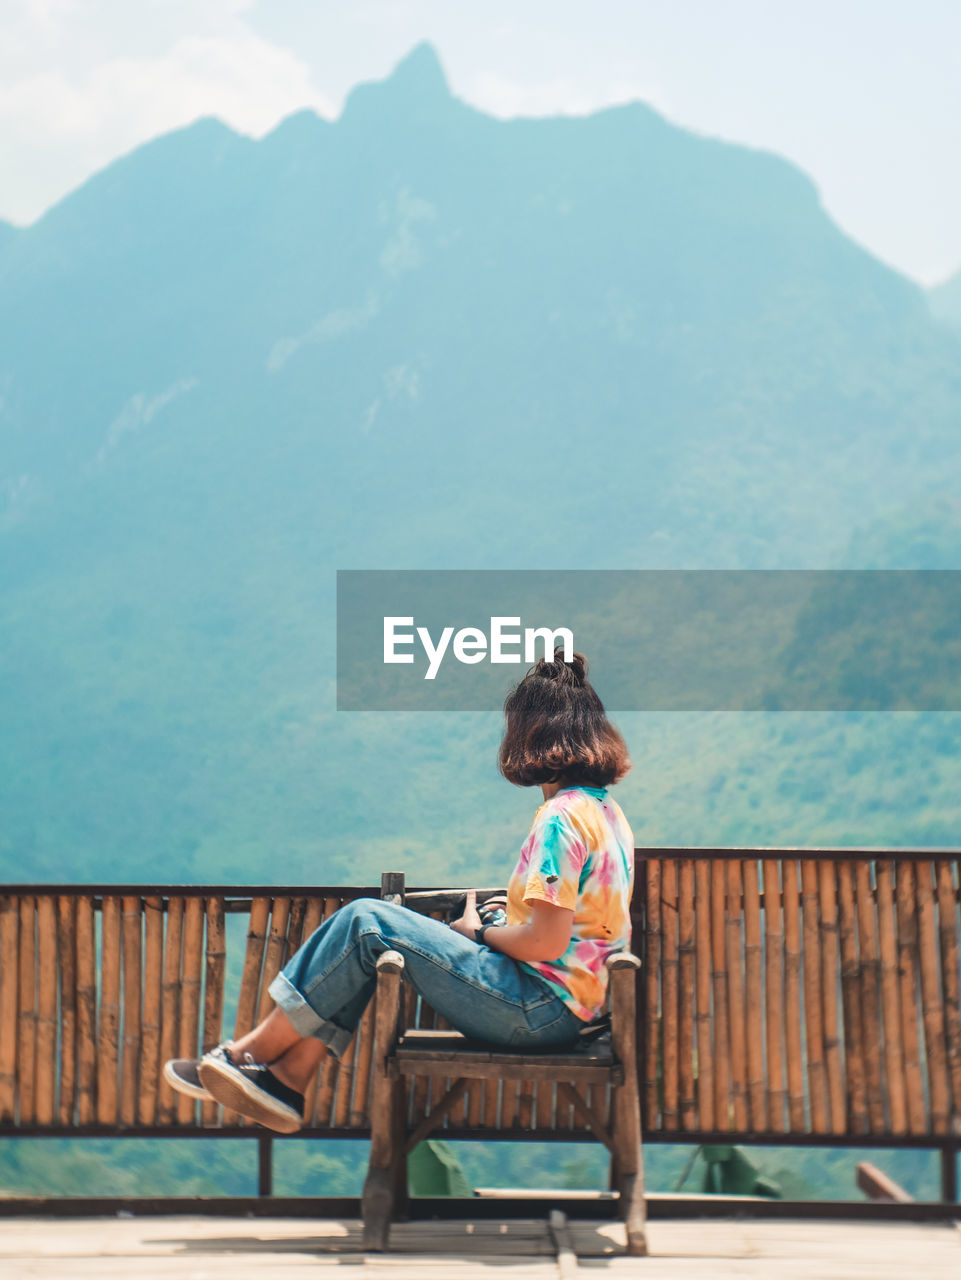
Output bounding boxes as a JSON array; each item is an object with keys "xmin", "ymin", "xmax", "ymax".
[
  {"xmin": 162, "ymin": 1060, "xmax": 213, "ymax": 1102},
  {"xmin": 197, "ymin": 1059, "xmax": 303, "ymax": 1134}
]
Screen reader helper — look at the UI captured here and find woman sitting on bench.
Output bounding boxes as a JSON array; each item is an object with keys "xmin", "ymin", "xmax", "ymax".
[{"xmin": 164, "ymin": 649, "xmax": 634, "ymax": 1133}]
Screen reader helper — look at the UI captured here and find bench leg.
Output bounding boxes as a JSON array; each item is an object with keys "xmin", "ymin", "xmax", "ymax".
[
  {"xmin": 362, "ymin": 1070, "xmax": 404, "ymax": 1248},
  {"xmin": 361, "ymin": 1165, "xmax": 394, "ymax": 1251},
  {"xmin": 614, "ymin": 1165, "xmax": 647, "ymax": 1257},
  {"xmin": 390, "ymin": 1075, "xmax": 409, "ymax": 1221},
  {"xmin": 610, "ymin": 1081, "xmax": 647, "ymax": 1256},
  {"xmin": 362, "ymin": 1075, "xmax": 407, "ymax": 1247},
  {"xmin": 608, "ymin": 955, "xmax": 647, "ymax": 1257},
  {"xmin": 361, "ymin": 952, "xmax": 405, "ymax": 1251}
]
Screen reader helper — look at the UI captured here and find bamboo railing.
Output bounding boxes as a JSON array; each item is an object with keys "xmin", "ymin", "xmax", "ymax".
[
  {"xmin": 1, "ymin": 851, "xmax": 960, "ymax": 1156},
  {"xmin": 640, "ymin": 852, "xmax": 961, "ymax": 1142}
]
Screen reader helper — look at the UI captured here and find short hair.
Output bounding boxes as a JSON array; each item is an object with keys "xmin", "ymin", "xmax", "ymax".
[{"xmin": 498, "ymin": 649, "xmax": 632, "ymax": 788}]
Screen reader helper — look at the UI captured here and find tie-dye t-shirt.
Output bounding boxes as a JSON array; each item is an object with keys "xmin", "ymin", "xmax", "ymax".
[{"xmin": 506, "ymin": 786, "xmax": 635, "ymax": 1021}]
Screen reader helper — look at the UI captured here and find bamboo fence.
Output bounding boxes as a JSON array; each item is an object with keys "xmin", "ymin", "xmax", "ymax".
[
  {"xmin": 638, "ymin": 853, "xmax": 961, "ymax": 1141},
  {"xmin": 0, "ymin": 856, "xmax": 958, "ymax": 1145}
]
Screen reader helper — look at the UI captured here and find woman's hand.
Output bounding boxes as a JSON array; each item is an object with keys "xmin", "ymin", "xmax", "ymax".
[
  {"xmin": 449, "ymin": 890, "xmax": 574, "ymax": 962},
  {"xmin": 449, "ymin": 888, "xmax": 483, "ymax": 940}
]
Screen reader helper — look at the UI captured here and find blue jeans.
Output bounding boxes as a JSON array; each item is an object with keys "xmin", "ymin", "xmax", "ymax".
[{"xmin": 268, "ymin": 898, "xmax": 583, "ymax": 1059}]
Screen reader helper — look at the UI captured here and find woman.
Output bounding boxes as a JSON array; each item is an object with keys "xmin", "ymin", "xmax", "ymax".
[{"xmin": 164, "ymin": 649, "xmax": 634, "ymax": 1133}]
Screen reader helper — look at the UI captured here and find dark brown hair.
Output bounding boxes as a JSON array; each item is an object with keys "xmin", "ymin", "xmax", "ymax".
[{"xmin": 498, "ymin": 649, "xmax": 631, "ymax": 788}]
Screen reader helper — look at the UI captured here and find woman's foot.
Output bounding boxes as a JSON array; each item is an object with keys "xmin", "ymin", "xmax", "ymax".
[
  {"xmin": 162, "ymin": 1052, "xmax": 269, "ymax": 1103},
  {"xmin": 162, "ymin": 1057, "xmax": 213, "ymax": 1101},
  {"xmin": 198, "ymin": 1044, "xmax": 305, "ymax": 1134}
]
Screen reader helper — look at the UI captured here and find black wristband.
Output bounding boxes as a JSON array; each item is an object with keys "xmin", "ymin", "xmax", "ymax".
[{"xmin": 474, "ymin": 922, "xmax": 493, "ymax": 945}]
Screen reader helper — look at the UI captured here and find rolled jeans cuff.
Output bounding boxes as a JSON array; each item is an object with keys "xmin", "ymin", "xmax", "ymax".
[{"xmin": 268, "ymin": 971, "xmax": 355, "ymax": 1060}]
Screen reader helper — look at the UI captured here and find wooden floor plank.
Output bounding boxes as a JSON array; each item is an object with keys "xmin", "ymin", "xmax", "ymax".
[{"xmin": 2, "ymin": 1214, "xmax": 960, "ymax": 1280}]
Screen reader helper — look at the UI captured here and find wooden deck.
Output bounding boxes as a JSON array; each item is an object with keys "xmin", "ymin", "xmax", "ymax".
[{"xmin": 1, "ymin": 1215, "xmax": 960, "ymax": 1278}]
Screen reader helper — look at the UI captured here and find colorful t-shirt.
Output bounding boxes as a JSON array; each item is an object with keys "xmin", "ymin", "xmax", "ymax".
[{"xmin": 506, "ymin": 786, "xmax": 635, "ymax": 1021}]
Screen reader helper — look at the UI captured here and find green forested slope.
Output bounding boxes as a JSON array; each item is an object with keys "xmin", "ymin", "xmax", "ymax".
[
  {"xmin": 1, "ymin": 44, "xmax": 960, "ymax": 886},
  {"xmin": 0, "ymin": 1135, "xmax": 944, "ymax": 1203}
]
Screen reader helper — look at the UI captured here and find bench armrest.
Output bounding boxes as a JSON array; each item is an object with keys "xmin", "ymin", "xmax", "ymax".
[
  {"xmin": 373, "ymin": 950, "xmax": 406, "ymax": 1057},
  {"xmin": 376, "ymin": 950, "xmax": 406, "ymax": 977},
  {"xmin": 605, "ymin": 951, "xmax": 640, "ymax": 1082}
]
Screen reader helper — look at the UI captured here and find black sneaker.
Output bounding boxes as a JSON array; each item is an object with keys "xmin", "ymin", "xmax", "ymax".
[
  {"xmin": 163, "ymin": 1057, "xmax": 214, "ymax": 1101},
  {"xmin": 198, "ymin": 1044, "xmax": 305, "ymax": 1134},
  {"xmin": 162, "ymin": 1053, "xmax": 264, "ymax": 1102}
]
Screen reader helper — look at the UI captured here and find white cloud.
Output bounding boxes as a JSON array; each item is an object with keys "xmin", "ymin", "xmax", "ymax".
[
  {"xmin": 384, "ymin": 363, "xmax": 420, "ymax": 402},
  {"xmin": 0, "ymin": 15, "xmax": 333, "ymax": 225},
  {"xmin": 92, "ymin": 31, "xmax": 334, "ymax": 137},
  {"xmin": 16, "ymin": 0, "xmax": 83, "ymax": 34},
  {"xmin": 96, "ymin": 377, "xmax": 198, "ymax": 464},
  {"xmin": 467, "ymin": 69, "xmax": 670, "ymax": 121},
  {"xmin": 267, "ymin": 296, "xmax": 381, "ymax": 374},
  {"xmin": 379, "ymin": 188, "xmax": 437, "ymax": 277}
]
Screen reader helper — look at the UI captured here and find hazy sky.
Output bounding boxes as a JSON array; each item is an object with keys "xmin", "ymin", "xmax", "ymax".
[{"xmin": 2, "ymin": 0, "xmax": 959, "ymax": 285}]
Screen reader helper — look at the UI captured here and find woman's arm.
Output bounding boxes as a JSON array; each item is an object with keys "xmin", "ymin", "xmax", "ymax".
[{"xmin": 450, "ymin": 890, "xmax": 573, "ymax": 963}]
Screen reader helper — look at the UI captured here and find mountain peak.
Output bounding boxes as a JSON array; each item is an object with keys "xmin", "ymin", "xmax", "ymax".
[
  {"xmin": 341, "ymin": 41, "xmax": 453, "ymax": 124},
  {"xmin": 387, "ymin": 41, "xmax": 450, "ymax": 94}
]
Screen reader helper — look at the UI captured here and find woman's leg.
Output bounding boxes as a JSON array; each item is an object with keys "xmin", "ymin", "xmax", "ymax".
[
  {"xmin": 198, "ymin": 1009, "xmax": 328, "ymax": 1132},
  {"xmin": 230, "ymin": 1007, "xmax": 300, "ymax": 1062},
  {"xmin": 268, "ymin": 1034, "xmax": 327, "ymax": 1092},
  {"xmin": 268, "ymin": 897, "xmax": 582, "ymax": 1055},
  {"xmin": 198, "ymin": 897, "xmax": 580, "ymax": 1130},
  {"xmin": 227, "ymin": 1007, "xmax": 328, "ymax": 1092}
]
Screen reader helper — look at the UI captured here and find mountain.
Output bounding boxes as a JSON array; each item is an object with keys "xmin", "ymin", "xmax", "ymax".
[
  {"xmin": 3, "ymin": 42, "xmax": 959, "ymax": 566},
  {"xmin": 929, "ymin": 266, "xmax": 961, "ymax": 334},
  {"xmin": 2, "ymin": 42, "xmax": 961, "ymax": 884}
]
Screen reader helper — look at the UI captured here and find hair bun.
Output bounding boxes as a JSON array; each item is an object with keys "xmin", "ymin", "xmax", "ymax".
[{"xmin": 535, "ymin": 648, "xmax": 588, "ymax": 687}]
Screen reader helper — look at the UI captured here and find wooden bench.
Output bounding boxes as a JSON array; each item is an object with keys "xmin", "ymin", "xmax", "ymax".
[{"xmin": 359, "ymin": 948, "xmax": 646, "ymax": 1253}]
